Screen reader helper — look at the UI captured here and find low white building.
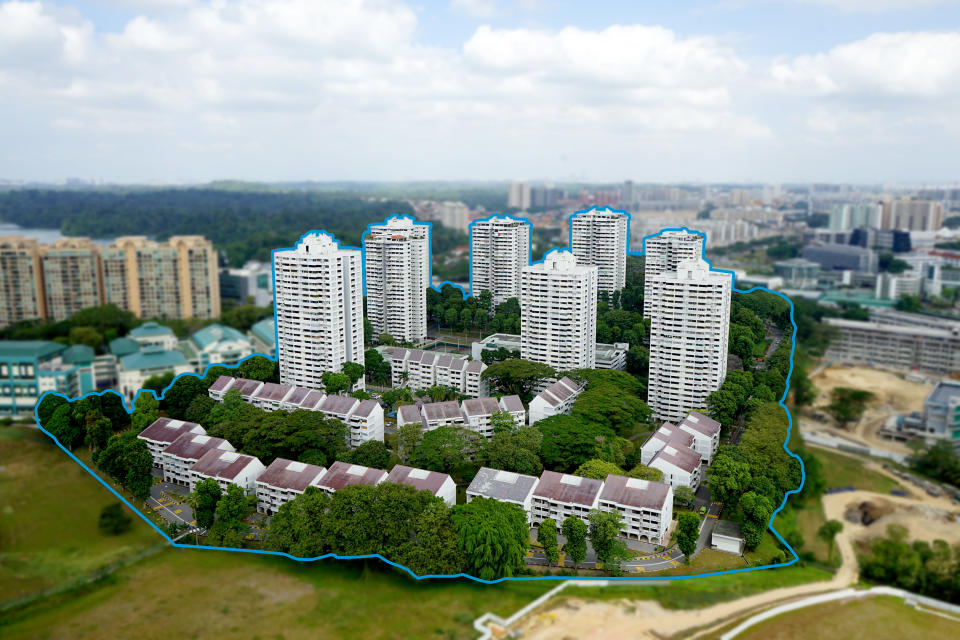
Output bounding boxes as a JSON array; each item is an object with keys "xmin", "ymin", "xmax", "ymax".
[
  {"xmin": 250, "ymin": 382, "xmax": 296, "ymax": 411},
  {"xmin": 117, "ymin": 346, "xmax": 192, "ymax": 400},
  {"xmin": 639, "ymin": 422, "xmax": 696, "ymax": 466},
  {"xmin": 128, "ymin": 322, "xmax": 179, "ymax": 351},
  {"xmin": 528, "ymin": 377, "xmax": 583, "ymax": 425},
  {"xmin": 255, "ymin": 458, "xmax": 327, "ymax": 515},
  {"xmin": 385, "ymin": 348, "xmax": 487, "ymax": 397},
  {"xmin": 315, "ymin": 461, "xmax": 388, "ymax": 494},
  {"xmin": 712, "ymin": 520, "xmax": 745, "ymax": 555},
  {"xmin": 598, "ymin": 475, "xmax": 673, "ymax": 545},
  {"xmin": 472, "ymin": 334, "xmax": 627, "ymax": 371},
  {"xmin": 343, "ymin": 399, "xmax": 385, "ymax": 448},
  {"xmin": 529, "ymin": 470, "xmax": 603, "ymax": 526},
  {"xmin": 137, "ymin": 417, "xmax": 207, "ymax": 467},
  {"xmin": 649, "ymin": 445, "xmax": 703, "ymax": 491},
  {"xmin": 189, "ymin": 449, "xmax": 266, "ymax": 495},
  {"xmin": 207, "ymin": 374, "xmax": 238, "ymax": 401},
  {"xmin": 460, "ymin": 395, "xmax": 525, "ymax": 438},
  {"xmin": 678, "ymin": 411, "xmax": 721, "ymax": 465},
  {"xmin": 386, "ymin": 464, "xmax": 457, "ymax": 506},
  {"xmin": 161, "ymin": 433, "xmax": 235, "ymax": 486},
  {"xmin": 466, "ymin": 467, "xmax": 539, "ymax": 521},
  {"xmin": 184, "ymin": 323, "xmax": 255, "ymax": 372},
  {"xmin": 397, "ymin": 404, "xmax": 425, "ymax": 429},
  {"xmin": 420, "ymin": 401, "xmax": 466, "ymax": 430}
]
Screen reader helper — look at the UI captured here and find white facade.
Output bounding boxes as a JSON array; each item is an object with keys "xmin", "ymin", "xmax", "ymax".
[
  {"xmin": 461, "ymin": 396, "xmax": 525, "ymax": 439},
  {"xmin": 507, "ymin": 181, "xmax": 531, "ymax": 211},
  {"xmin": 520, "ymin": 251, "xmax": 598, "ymax": 371},
  {"xmin": 364, "ymin": 216, "xmax": 430, "ymax": 344},
  {"xmin": 528, "ymin": 376, "xmax": 583, "ymax": 425},
  {"xmin": 189, "ymin": 450, "xmax": 266, "ymax": 495},
  {"xmin": 678, "ymin": 411, "xmax": 721, "ymax": 465},
  {"xmin": 647, "ymin": 258, "xmax": 731, "ymax": 423},
  {"xmin": 649, "ymin": 445, "xmax": 703, "ymax": 491},
  {"xmin": 570, "ymin": 208, "xmax": 629, "ymax": 294},
  {"xmin": 255, "ymin": 458, "xmax": 327, "ymax": 515},
  {"xmin": 386, "ymin": 347, "xmax": 486, "ymax": 397},
  {"xmin": 597, "ymin": 475, "xmax": 673, "ymax": 545},
  {"xmin": 642, "ymin": 230, "xmax": 705, "ymax": 318},
  {"xmin": 273, "ymin": 232, "xmax": 365, "ymax": 390},
  {"xmin": 529, "ymin": 470, "xmax": 603, "ymax": 526},
  {"xmin": 639, "ymin": 422, "xmax": 695, "ymax": 466},
  {"xmin": 470, "ymin": 216, "xmax": 531, "ymax": 305},
  {"xmin": 160, "ymin": 434, "xmax": 235, "ymax": 486}
]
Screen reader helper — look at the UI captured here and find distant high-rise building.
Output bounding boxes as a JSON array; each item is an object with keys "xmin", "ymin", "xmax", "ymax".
[
  {"xmin": 530, "ymin": 185, "xmax": 562, "ymax": 209},
  {"xmin": 435, "ymin": 201, "xmax": 471, "ymax": 233},
  {"xmin": 0, "ymin": 236, "xmax": 45, "ymax": 328},
  {"xmin": 642, "ymin": 229, "xmax": 705, "ymax": 318},
  {"xmin": 273, "ymin": 232, "xmax": 364, "ymax": 390},
  {"xmin": 470, "ymin": 215, "xmax": 530, "ymax": 306},
  {"xmin": 880, "ymin": 200, "xmax": 944, "ymax": 232},
  {"xmin": 508, "ymin": 182, "xmax": 531, "ymax": 211},
  {"xmin": 41, "ymin": 238, "xmax": 104, "ymax": 322},
  {"xmin": 520, "ymin": 250, "xmax": 598, "ymax": 371},
  {"xmin": 219, "ymin": 261, "xmax": 273, "ymax": 307},
  {"xmin": 570, "ymin": 207, "xmax": 628, "ymax": 295},
  {"xmin": 169, "ymin": 236, "xmax": 221, "ymax": 320},
  {"xmin": 828, "ymin": 203, "xmax": 880, "ymax": 232},
  {"xmin": 647, "ymin": 258, "xmax": 731, "ymax": 423},
  {"xmin": 364, "ymin": 216, "xmax": 430, "ymax": 344}
]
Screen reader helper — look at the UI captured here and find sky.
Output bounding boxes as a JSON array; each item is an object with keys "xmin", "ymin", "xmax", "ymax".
[{"xmin": 0, "ymin": 0, "xmax": 959, "ymax": 184}]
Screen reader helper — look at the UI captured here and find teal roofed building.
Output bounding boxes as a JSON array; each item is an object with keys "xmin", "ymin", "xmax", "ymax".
[
  {"xmin": 249, "ymin": 318, "xmax": 276, "ymax": 358},
  {"xmin": 117, "ymin": 345, "xmax": 191, "ymax": 399},
  {"xmin": 184, "ymin": 323, "xmax": 254, "ymax": 373},
  {"xmin": 0, "ymin": 340, "xmax": 97, "ymax": 416},
  {"xmin": 129, "ymin": 322, "xmax": 179, "ymax": 351},
  {"xmin": 109, "ymin": 337, "xmax": 140, "ymax": 357}
]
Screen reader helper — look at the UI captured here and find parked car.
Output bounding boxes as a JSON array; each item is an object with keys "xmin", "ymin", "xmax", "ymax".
[{"xmin": 699, "ymin": 506, "xmax": 707, "ymax": 516}]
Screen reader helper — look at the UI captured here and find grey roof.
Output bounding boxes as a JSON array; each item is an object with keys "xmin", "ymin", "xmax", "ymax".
[
  {"xmin": 447, "ymin": 358, "xmax": 466, "ymax": 372},
  {"xmin": 421, "ymin": 400, "xmax": 464, "ymax": 422},
  {"xmin": 419, "ymin": 352, "xmax": 437, "ymax": 366},
  {"xmin": 500, "ymin": 395, "xmax": 524, "ymax": 413},
  {"xmin": 317, "ymin": 461, "xmax": 387, "ymax": 491},
  {"xmin": 927, "ymin": 380, "xmax": 960, "ymax": 404},
  {"xmin": 299, "ymin": 390, "xmax": 326, "ymax": 409},
  {"xmin": 138, "ymin": 417, "xmax": 206, "ymax": 445},
  {"xmin": 465, "ymin": 360, "xmax": 485, "ymax": 374},
  {"xmin": 713, "ymin": 519, "xmax": 743, "ymax": 539},
  {"xmin": 319, "ymin": 395, "xmax": 360, "ymax": 416},
  {"xmin": 645, "ymin": 422, "xmax": 694, "ymax": 449},
  {"xmin": 283, "ymin": 387, "xmax": 311, "ymax": 405},
  {"xmin": 599, "ymin": 475, "xmax": 671, "ymax": 511},
  {"xmin": 536, "ymin": 377, "xmax": 581, "ymax": 408},
  {"xmin": 406, "ymin": 349, "xmax": 427, "ymax": 364},
  {"xmin": 386, "ymin": 464, "xmax": 451, "ymax": 495},
  {"xmin": 533, "ymin": 470, "xmax": 603, "ymax": 506},
  {"xmin": 162, "ymin": 433, "xmax": 232, "ymax": 461},
  {"xmin": 209, "ymin": 375, "xmax": 236, "ymax": 393},
  {"xmin": 679, "ymin": 411, "xmax": 721, "ymax": 437},
  {"xmin": 257, "ymin": 457, "xmax": 326, "ymax": 492},
  {"xmin": 651, "ymin": 444, "xmax": 702, "ymax": 473},
  {"xmin": 232, "ymin": 378, "xmax": 264, "ymax": 398},
  {"xmin": 254, "ymin": 382, "xmax": 294, "ymax": 402},
  {"xmin": 435, "ymin": 354, "xmax": 455, "ymax": 369},
  {"xmin": 467, "ymin": 467, "xmax": 539, "ymax": 502},
  {"xmin": 461, "ymin": 397, "xmax": 501, "ymax": 417},
  {"xmin": 397, "ymin": 404, "xmax": 423, "ymax": 424},
  {"xmin": 353, "ymin": 399, "xmax": 379, "ymax": 418},
  {"xmin": 190, "ymin": 449, "xmax": 260, "ymax": 481}
]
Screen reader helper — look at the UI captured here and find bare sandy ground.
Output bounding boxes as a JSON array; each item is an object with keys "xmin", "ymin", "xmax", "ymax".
[{"xmin": 515, "ymin": 486, "xmax": 958, "ymax": 640}]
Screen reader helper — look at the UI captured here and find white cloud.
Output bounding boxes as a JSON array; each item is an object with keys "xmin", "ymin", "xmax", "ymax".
[
  {"xmin": 799, "ymin": 0, "xmax": 958, "ymax": 12},
  {"xmin": 449, "ymin": 0, "xmax": 497, "ymax": 17}
]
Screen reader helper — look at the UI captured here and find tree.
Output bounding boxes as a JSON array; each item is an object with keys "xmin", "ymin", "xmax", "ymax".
[
  {"xmin": 739, "ymin": 491, "xmax": 774, "ymax": 551},
  {"xmin": 142, "ymin": 371, "xmax": 175, "ymax": 396},
  {"xmin": 364, "ymin": 348, "xmax": 391, "ymax": 385},
  {"xmin": 337, "ymin": 440, "xmax": 391, "ymax": 470},
  {"xmin": 399, "ymin": 501, "xmax": 466, "ymax": 576},
  {"xmin": 538, "ymin": 414, "xmax": 621, "ymax": 472},
  {"xmin": 561, "ymin": 515, "xmax": 588, "ymax": 570},
  {"xmin": 396, "ymin": 422, "xmax": 424, "ymax": 464},
  {"xmin": 321, "ymin": 372, "xmax": 351, "ymax": 395},
  {"xmin": 130, "ymin": 392, "xmax": 159, "ymax": 433},
  {"xmin": 705, "ymin": 389, "xmax": 738, "ymax": 427},
  {"xmin": 676, "ymin": 512, "xmax": 700, "ymax": 559},
  {"xmin": 69, "ymin": 326, "xmax": 103, "ymax": 349},
  {"xmin": 587, "ymin": 510, "xmax": 629, "ymax": 571},
  {"xmin": 673, "ymin": 486, "xmax": 696, "ymax": 510},
  {"xmin": 482, "ymin": 426, "xmax": 543, "ymax": 476},
  {"xmin": 573, "ymin": 459, "xmax": 624, "ymax": 480},
  {"xmin": 537, "ymin": 518, "xmax": 560, "ymax": 567},
  {"xmin": 490, "ymin": 410, "xmax": 519, "ymax": 434},
  {"xmin": 451, "ymin": 497, "xmax": 529, "ymax": 580},
  {"xmin": 215, "ymin": 483, "xmax": 251, "ymax": 526},
  {"xmin": 378, "ymin": 333, "xmax": 396, "ymax": 346},
  {"xmin": 37, "ymin": 394, "xmax": 68, "ymax": 428},
  {"xmin": 343, "ymin": 362, "xmax": 364, "ymax": 387},
  {"xmin": 163, "ymin": 375, "xmax": 207, "ymax": 419},
  {"xmin": 190, "ymin": 478, "xmax": 222, "ymax": 530},
  {"xmin": 98, "ymin": 502, "xmax": 133, "ymax": 535},
  {"xmin": 571, "ymin": 381, "xmax": 651, "ymax": 438},
  {"xmin": 410, "ymin": 426, "xmax": 483, "ymax": 476},
  {"xmin": 627, "ymin": 464, "xmax": 663, "ymax": 482},
  {"xmin": 268, "ymin": 487, "xmax": 330, "ymax": 558},
  {"xmin": 45, "ymin": 402, "xmax": 83, "ymax": 449},
  {"xmin": 481, "ymin": 359, "xmax": 556, "ymax": 401},
  {"xmin": 238, "ymin": 355, "xmax": 277, "ymax": 382},
  {"xmin": 707, "ymin": 450, "xmax": 752, "ymax": 508},
  {"xmin": 124, "ymin": 440, "xmax": 154, "ymax": 500},
  {"xmin": 184, "ymin": 394, "xmax": 216, "ymax": 425},
  {"xmin": 825, "ymin": 387, "xmax": 874, "ymax": 427},
  {"xmin": 817, "ymin": 520, "xmax": 844, "ymax": 562}
]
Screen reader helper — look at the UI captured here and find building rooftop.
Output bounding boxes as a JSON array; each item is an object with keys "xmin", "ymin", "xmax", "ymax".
[
  {"xmin": 191, "ymin": 323, "xmax": 248, "ymax": 350},
  {"xmin": 62, "ymin": 344, "xmax": 95, "ymax": 364},
  {"xmin": 646, "ymin": 422, "xmax": 695, "ymax": 449},
  {"xmin": 250, "ymin": 318, "xmax": 276, "ymax": 346},
  {"xmin": 191, "ymin": 448, "xmax": 260, "ymax": 481},
  {"xmin": 461, "ymin": 397, "xmax": 501, "ymax": 417},
  {"xmin": 257, "ymin": 458, "xmax": 326, "ymax": 492},
  {"xmin": 823, "ymin": 317, "xmax": 957, "ymax": 338},
  {"xmin": 208, "ymin": 375, "xmax": 236, "ymax": 393},
  {"xmin": 130, "ymin": 321, "xmax": 175, "ymax": 338},
  {"xmin": 231, "ymin": 378, "xmax": 265, "ymax": 398},
  {"xmin": 927, "ymin": 380, "xmax": 960, "ymax": 405},
  {"xmin": 119, "ymin": 347, "xmax": 187, "ymax": 371},
  {"xmin": 108, "ymin": 337, "xmax": 140, "ymax": 357},
  {"xmin": 535, "ymin": 377, "xmax": 581, "ymax": 408},
  {"xmin": 162, "ymin": 433, "xmax": 233, "ymax": 461},
  {"xmin": 679, "ymin": 411, "xmax": 721, "ymax": 437},
  {"xmin": 318, "ymin": 395, "xmax": 359, "ymax": 416},
  {"xmin": 533, "ymin": 470, "xmax": 603, "ymax": 506},
  {"xmin": 500, "ymin": 395, "xmax": 524, "ymax": 413},
  {"xmin": 421, "ymin": 400, "xmax": 464, "ymax": 422},
  {"xmin": 466, "ymin": 467, "xmax": 539, "ymax": 502},
  {"xmin": 386, "ymin": 464, "xmax": 452, "ymax": 495},
  {"xmin": 713, "ymin": 519, "xmax": 743, "ymax": 539},
  {"xmin": 253, "ymin": 382, "xmax": 294, "ymax": 402},
  {"xmin": 0, "ymin": 340, "xmax": 65, "ymax": 360},
  {"xmin": 599, "ymin": 475, "xmax": 671, "ymax": 511},
  {"xmin": 299, "ymin": 390, "xmax": 326, "ymax": 410},
  {"xmin": 138, "ymin": 417, "xmax": 206, "ymax": 445},
  {"xmin": 651, "ymin": 445, "xmax": 702, "ymax": 473},
  {"xmin": 316, "ymin": 461, "xmax": 387, "ymax": 491},
  {"xmin": 283, "ymin": 387, "xmax": 311, "ymax": 406},
  {"xmin": 397, "ymin": 404, "xmax": 423, "ymax": 424},
  {"xmin": 353, "ymin": 399, "xmax": 379, "ymax": 418}
]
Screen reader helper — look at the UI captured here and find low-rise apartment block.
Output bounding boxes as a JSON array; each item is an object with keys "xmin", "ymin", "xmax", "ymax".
[
  {"xmin": 529, "ymin": 376, "xmax": 583, "ymax": 425},
  {"xmin": 384, "ymin": 347, "xmax": 486, "ymax": 397},
  {"xmin": 315, "ymin": 461, "xmax": 388, "ymax": 494},
  {"xmin": 823, "ymin": 317, "xmax": 960, "ymax": 375},
  {"xmin": 678, "ymin": 411, "xmax": 721, "ymax": 465},
  {"xmin": 597, "ymin": 475, "xmax": 673, "ymax": 545},
  {"xmin": 189, "ymin": 449, "xmax": 266, "ymax": 495},
  {"xmin": 471, "ymin": 334, "xmax": 626, "ymax": 372},
  {"xmin": 639, "ymin": 422, "xmax": 695, "ymax": 466},
  {"xmin": 529, "ymin": 470, "xmax": 603, "ymax": 526},
  {"xmin": 137, "ymin": 417, "xmax": 207, "ymax": 467},
  {"xmin": 161, "ymin": 433, "xmax": 235, "ymax": 486},
  {"xmin": 648, "ymin": 445, "xmax": 703, "ymax": 491},
  {"xmin": 385, "ymin": 464, "xmax": 457, "ymax": 506},
  {"xmin": 466, "ymin": 467, "xmax": 540, "ymax": 520},
  {"xmin": 461, "ymin": 396, "xmax": 525, "ymax": 438},
  {"xmin": 256, "ymin": 458, "xmax": 328, "ymax": 515}
]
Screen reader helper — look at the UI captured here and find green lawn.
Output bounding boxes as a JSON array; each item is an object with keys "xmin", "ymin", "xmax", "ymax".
[
  {"xmin": 0, "ymin": 427, "xmax": 159, "ymax": 602},
  {"xmin": 728, "ymin": 595, "xmax": 960, "ymax": 640},
  {"xmin": 811, "ymin": 447, "xmax": 905, "ymax": 494}
]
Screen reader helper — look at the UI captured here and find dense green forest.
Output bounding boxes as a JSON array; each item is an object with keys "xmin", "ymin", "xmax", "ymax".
[{"xmin": 0, "ymin": 188, "xmax": 473, "ymax": 266}]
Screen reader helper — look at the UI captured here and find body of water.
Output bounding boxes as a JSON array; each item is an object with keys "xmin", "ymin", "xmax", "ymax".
[{"xmin": 0, "ymin": 223, "xmax": 115, "ymax": 245}]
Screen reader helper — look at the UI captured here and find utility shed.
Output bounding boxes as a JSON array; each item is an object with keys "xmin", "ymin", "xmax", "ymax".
[{"xmin": 711, "ymin": 519, "xmax": 745, "ymax": 555}]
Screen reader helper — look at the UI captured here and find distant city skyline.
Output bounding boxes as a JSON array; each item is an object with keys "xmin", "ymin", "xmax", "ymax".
[{"xmin": 1, "ymin": 0, "xmax": 959, "ymax": 183}]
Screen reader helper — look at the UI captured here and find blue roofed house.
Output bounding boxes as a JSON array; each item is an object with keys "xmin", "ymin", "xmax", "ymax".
[
  {"xmin": 248, "ymin": 318, "xmax": 276, "ymax": 359},
  {"xmin": 128, "ymin": 321, "xmax": 179, "ymax": 351},
  {"xmin": 117, "ymin": 345, "xmax": 192, "ymax": 399},
  {"xmin": 183, "ymin": 323, "xmax": 255, "ymax": 373},
  {"xmin": 0, "ymin": 341, "xmax": 97, "ymax": 416}
]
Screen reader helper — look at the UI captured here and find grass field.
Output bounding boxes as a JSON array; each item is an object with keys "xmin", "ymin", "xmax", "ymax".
[
  {"xmin": 812, "ymin": 447, "xmax": 904, "ymax": 494},
  {"xmin": 730, "ymin": 595, "xmax": 960, "ymax": 640},
  {"xmin": 773, "ymin": 500, "xmax": 835, "ymax": 566},
  {"xmin": 0, "ymin": 427, "xmax": 159, "ymax": 602}
]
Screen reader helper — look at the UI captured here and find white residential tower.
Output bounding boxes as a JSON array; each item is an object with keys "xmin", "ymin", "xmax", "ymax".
[
  {"xmin": 470, "ymin": 215, "xmax": 531, "ymax": 305},
  {"xmin": 570, "ymin": 207, "xmax": 629, "ymax": 295}
]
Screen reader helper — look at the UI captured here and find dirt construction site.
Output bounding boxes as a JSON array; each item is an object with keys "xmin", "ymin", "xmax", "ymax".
[{"xmin": 805, "ymin": 365, "xmax": 935, "ymax": 454}]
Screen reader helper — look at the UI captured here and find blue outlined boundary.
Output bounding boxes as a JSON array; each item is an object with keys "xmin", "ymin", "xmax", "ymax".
[{"xmin": 31, "ymin": 207, "xmax": 805, "ymax": 584}]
